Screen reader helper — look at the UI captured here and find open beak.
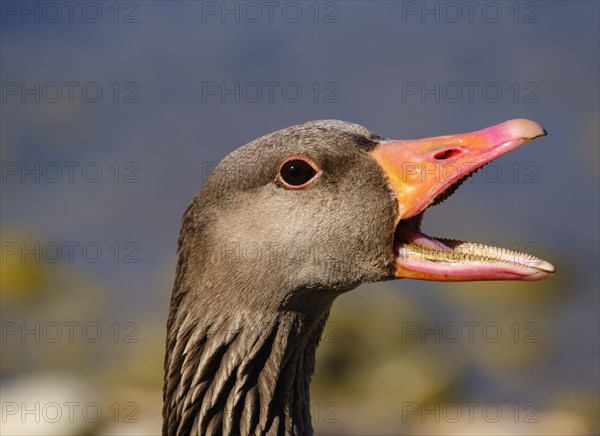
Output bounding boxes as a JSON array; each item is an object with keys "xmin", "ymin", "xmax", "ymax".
[{"xmin": 369, "ymin": 119, "xmax": 555, "ymax": 281}]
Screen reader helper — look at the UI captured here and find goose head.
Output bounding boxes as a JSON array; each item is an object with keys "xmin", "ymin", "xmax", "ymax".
[{"xmin": 164, "ymin": 119, "xmax": 554, "ymax": 435}]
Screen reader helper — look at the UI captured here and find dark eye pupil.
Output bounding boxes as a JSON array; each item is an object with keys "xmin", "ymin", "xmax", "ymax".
[{"xmin": 280, "ymin": 160, "xmax": 316, "ymax": 186}]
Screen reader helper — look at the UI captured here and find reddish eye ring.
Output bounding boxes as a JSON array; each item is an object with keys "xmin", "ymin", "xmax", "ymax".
[{"xmin": 277, "ymin": 157, "xmax": 320, "ymax": 189}]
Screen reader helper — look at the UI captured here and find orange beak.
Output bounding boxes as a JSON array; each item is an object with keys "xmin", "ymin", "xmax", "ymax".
[
  {"xmin": 368, "ymin": 119, "xmax": 555, "ymax": 282},
  {"xmin": 369, "ymin": 119, "xmax": 547, "ymax": 222}
]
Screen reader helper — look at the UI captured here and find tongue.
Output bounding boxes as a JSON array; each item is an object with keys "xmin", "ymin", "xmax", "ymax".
[
  {"xmin": 395, "ymin": 224, "xmax": 452, "ymax": 252},
  {"xmin": 394, "ymin": 226, "xmax": 555, "ymax": 282}
]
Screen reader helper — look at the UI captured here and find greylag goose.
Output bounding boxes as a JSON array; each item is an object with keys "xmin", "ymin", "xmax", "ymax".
[{"xmin": 163, "ymin": 119, "xmax": 555, "ymax": 435}]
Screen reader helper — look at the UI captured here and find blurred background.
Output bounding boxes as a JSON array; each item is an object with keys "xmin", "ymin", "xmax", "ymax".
[{"xmin": 1, "ymin": 1, "xmax": 598, "ymax": 434}]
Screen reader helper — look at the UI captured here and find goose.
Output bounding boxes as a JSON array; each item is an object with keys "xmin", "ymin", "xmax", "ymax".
[{"xmin": 163, "ymin": 119, "xmax": 555, "ymax": 435}]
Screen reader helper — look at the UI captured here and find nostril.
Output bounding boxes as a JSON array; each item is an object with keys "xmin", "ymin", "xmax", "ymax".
[{"xmin": 434, "ymin": 149, "xmax": 461, "ymax": 160}]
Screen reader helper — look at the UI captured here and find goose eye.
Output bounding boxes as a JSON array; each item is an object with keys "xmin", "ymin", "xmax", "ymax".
[{"xmin": 279, "ymin": 159, "xmax": 318, "ymax": 188}]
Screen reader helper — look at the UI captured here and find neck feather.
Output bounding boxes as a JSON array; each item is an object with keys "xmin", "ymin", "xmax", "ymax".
[{"xmin": 164, "ymin": 298, "xmax": 330, "ymax": 435}]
